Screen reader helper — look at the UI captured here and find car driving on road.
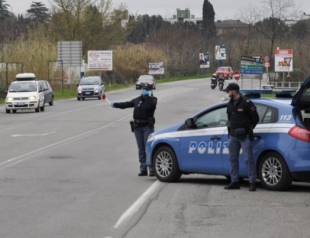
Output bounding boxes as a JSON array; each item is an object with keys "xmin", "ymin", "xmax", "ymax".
[
  {"xmin": 77, "ymin": 76, "xmax": 105, "ymax": 100},
  {"xmin": 146, "ymin": 78, "xmax": 310, "ymax": 191},
  {"xmin": 40, "ymin": 80, "xmax": 54, "ymax": 106},
  {"xmin": 215, "ymin": 66, "xmax": 233, "ymax": 79},
  {"xmin": 135, "ymin": 75, "xmax": 156, "ymax": 90},
  {"xmin": 5, "ymin": 73, "xmax": 45, "ymax": 113}
]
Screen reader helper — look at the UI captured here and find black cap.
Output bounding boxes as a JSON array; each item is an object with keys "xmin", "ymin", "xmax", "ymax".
[{"xmin": 223, "ymin": 83, "xmax": 240, "ymax": 92}]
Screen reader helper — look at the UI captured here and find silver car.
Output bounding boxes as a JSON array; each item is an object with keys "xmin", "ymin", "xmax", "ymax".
[
  {"xmin": 77, "ymin": 76, "xmax": 105, "ymax": 100},
  {"xmin": 135, "ymin": 75, "xmax": 156, "ymax": 90}
]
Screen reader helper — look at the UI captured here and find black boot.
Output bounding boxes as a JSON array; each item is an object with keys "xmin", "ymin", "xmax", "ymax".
[
  {"xmin": 249, "ymin": 183, "xmax": 256, "ymax": 191},
  {"xmin": 138, "ymin": 171, "xmax": 147, "ymax": 176},
  {"xmin": 224, "ymin": 182, "xmax": 240, "ymax": 190}
]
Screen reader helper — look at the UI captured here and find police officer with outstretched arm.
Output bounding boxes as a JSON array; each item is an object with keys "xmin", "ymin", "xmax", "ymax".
[
  {"xmin": 223, "ymin": 83, "xmax": 259, "ymax": 191},
  {"xmin": 109, "ymin": 83, "xmax": 157, "ymax": 177}
]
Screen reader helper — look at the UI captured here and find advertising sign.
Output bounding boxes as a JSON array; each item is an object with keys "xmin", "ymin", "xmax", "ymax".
[
  {"xmin": 148, "ymin": 62, "xmax": 164, "ymax": 75},
  {"xmin": 215, "ymin": 44, "xmax": 226, "ymax": 60},
  {"xmin": 88, "ymin": 50, "xmax": 113, "ymax": 71},
  {"xmin": 275, "ymin": 49, "xmax": 293, "ymax": 72},
  {"xmin": 199, "ymin": 52, "xmax": 210, "ymax": 68}
]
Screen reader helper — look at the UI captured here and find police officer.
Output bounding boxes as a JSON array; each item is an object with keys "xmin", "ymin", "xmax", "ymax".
[
  {"xmin": 110, "ymin": 83, "xmax": 157, "ymax": 177},
  {"xmin": 223, "ymin": 83, "xmax": 259, "ymax": 191}
]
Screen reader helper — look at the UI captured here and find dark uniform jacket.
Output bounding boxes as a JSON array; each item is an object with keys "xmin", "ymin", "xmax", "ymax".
[
  {"xmin": 227, "ymin": 96, "xmax": 259, "ymax": 136},
  {"xmin": 113, "ymin": 95, "xmax": 157, "ymax": 127}
]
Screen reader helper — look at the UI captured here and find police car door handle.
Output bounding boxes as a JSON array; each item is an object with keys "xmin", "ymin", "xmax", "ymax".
[{"xmin": 211, "ymin": 137, "xmax": 221, "ymax": 140}]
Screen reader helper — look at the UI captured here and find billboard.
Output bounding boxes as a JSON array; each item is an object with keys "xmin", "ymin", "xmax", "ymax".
[
  {"xmin": 215, "ymin": 44, "xmax": 226, "ymax": 60},
  {"xmin": 148, "ymin": 62, "xmax": 164, "ymax": 75},
  {"xmin": 275, "ymin": 49, "xmax": 293, "ymax": 72},
  {"xmin": 199, "ymin": 52, "xmax": 210, "ymax": 68},
  {"xmin": 87, "ymin": 50, "xmax": 113, "ymax": 71}
]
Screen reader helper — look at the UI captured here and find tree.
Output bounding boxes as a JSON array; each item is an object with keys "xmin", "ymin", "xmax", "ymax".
[
  {"xmin": 49, "ymin": 0, "xmax": 95, "ymax": 40},
  {"xmin": 202, "ymin": 0, "xmax": 216, "ymax": 39},
  {"xmin": 240, "ymin": 0, "xmax": 297, "ymax": 67},
  {"xmin": 27, "ymin": 1, "xmax": 49, "ymax": 25},
  {"xmin": 0, "ymin": 0, "xmax": 11, "ymax": 19},
  {"xmin": 127, "ymin": 14, "xmax": 170, "ymax": 44}
]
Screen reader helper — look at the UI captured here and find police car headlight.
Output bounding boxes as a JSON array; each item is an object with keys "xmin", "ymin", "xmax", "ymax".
[
  {"xmin": 29, "ymin": 96, "xmax": 37, "ymax": 100},
  {"xmin": 94, "ymin": 86, "xmax": 99, "ymax": 92},
  {"xmin": 77, "ymin": 86, "xmax": 82, "ymax": 93},
  {"xmin": 148, "ymin": 133, "xmax": 155, "ymax": 141},
  {"xmin": 5, "ymin": 97, "xmax": 13, "ymax": 102}
]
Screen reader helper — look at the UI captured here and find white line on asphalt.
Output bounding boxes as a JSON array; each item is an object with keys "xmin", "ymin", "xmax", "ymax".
[
  {"xmin": 11, "ymin": 132, "xmax": 55, "ymax": 137},
  {"xmin": 113, "ymin": 181, "xmax": 162, "ymax": 229},
  {"xmin": 0, "ymin": 114, "xmax": 132, "ymax": 170}
]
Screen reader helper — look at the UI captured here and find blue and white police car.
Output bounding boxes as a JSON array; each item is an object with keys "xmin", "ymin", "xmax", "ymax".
[{"xmin": 146, "ymin": 77, "xmax": 310, "ymax": 191}]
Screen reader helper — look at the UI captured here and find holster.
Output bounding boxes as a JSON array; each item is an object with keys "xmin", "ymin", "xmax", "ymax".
[
  {"xmin": 234, "ymin": 128, "xmax": 248, "ymax": 140},
  {"xmin": 130, "ymin": 120, "xmax": 137, "ymax": 132},
  {"xmin": 248, "ymin": 128, "xmax": 254, "ymax": 141}
]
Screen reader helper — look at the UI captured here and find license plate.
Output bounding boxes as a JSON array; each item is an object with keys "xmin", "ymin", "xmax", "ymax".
[
  {"xmin": 16, "ymin": 102, "xmax": 25, "ymax": 105},
  {"xmin": 85, "ymin": 92, "xmax": 90, "ymax": 95}
]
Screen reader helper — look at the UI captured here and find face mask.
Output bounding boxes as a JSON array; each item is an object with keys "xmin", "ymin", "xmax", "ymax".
[{"xmin": 142, "ymin": 89, "xmax": 149, "ymax": 96}]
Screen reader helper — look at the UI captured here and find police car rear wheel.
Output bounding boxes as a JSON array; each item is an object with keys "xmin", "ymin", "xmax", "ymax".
[
  {"xmin": 259, "ymin": 152, "xmax": 292, "ymax": 191},
  {"xmin": 153, "ymin": 146, "xmax": 181, "ymax": 182}
]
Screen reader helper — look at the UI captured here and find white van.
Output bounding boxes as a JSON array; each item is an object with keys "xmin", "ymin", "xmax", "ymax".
[{"xmin": 5, "ymin": 73, "xmax": 45, "ymax": 113}]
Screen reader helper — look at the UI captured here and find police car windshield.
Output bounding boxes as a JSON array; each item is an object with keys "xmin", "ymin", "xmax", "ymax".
[
  {"xmin": 9, "ymin": 82, "xmax": 37, "ymax": 92},
  {"xmin": 80, "ymin": 78, "xmax": 99, "ymax": 85}
]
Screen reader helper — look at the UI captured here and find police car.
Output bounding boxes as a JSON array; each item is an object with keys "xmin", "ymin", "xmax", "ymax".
[
  {"xmin": 5, "ymin": 73, "xmax": 45, "ymax": 113},
  {"xmin": 146, "ymin": 77, "xmax": 310, "ymax": 191}
]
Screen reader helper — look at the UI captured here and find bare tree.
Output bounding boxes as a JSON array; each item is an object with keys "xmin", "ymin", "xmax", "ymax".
[{"xmin": 240, "ymin": 0, "xmax": 298, "ymax": 65}]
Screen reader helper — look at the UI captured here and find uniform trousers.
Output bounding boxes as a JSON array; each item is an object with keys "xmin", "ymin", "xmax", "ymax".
[
  {"xmin": 228, "ymin": 135, "xmax": 257, "ymax": 183},
  {"xmin": 134, "ymin": 126, "xmax": 154, "ymax": 173}
]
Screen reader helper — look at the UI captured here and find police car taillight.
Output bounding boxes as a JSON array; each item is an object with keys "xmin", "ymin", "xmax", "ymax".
[{"xmin": 288, "ymin": 126, "xmax": 310, "ymax": 142}]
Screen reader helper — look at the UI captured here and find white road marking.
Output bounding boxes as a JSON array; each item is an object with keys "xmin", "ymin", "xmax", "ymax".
[
  {"xmin": 0, "ymin": 114, "xmax": 132, "ymax": 169},
  {"xmin": 11, "ymin": 132, "xmax": 55, "ymax": 137},
  {"xmin": 113, "ymin": 181, "xmax": 162, "ymax": 229}
]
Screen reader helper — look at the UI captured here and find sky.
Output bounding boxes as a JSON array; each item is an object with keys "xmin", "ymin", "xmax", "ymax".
[{"xmin": 7, "ymin": 0, "xmax": 310, "ymax": 20}]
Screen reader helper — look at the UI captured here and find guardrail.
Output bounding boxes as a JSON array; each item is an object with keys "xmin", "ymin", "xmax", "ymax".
[{"xmin": 271, "ymin": 81, "xmax": 302, "ymax": 89}]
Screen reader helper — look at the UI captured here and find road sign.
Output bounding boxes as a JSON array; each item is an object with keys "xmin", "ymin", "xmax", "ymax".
[
  {"xmin": 264, "ymin": 62, "xmax": 270, "ymax": 68},
  {"xmin": 234, "ymin": 71, "xmax": 240, "ymax": 80},
  {"xmin": 264, "ymin": 56, "xmax": 270, "ymax": 62}
]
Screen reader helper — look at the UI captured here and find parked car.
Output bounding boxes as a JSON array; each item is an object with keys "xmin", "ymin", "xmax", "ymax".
[
  {"xmin": 40, "ymin": 80, "xmax": 54, "ymax": 106},
  {"xmin": 5, "ymin": 73, "xmax": 45, "ymax": 113},
  {"xmin": 146, "ymin": 78, "xmax": 310, "ymax": 191},
  {"xmin": 136, "ymin": 75, "xmax": 156, "ymax": 90},
  {"xmin": 77, "ymin": 76, "xmax": 105, "ymax": 100},
  {"xmin": 215, "ymin": 66, "xmax": 233, "ymax": 79}
]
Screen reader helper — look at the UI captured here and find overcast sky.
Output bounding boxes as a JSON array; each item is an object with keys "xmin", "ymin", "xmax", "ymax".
[{"xmin": 8, "ymin": 0, "xmax": 310, "ymax": 20}]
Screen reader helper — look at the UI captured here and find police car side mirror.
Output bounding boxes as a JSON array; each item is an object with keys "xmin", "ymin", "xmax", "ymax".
[{"xmin": 185, "ymin": 118, "xmax": 195, "ymax": 128}]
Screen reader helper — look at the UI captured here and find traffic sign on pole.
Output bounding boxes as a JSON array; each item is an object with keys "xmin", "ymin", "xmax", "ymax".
[{"xmin": 234, "ymin": 71, "xmax": 240, "ymax": 80}]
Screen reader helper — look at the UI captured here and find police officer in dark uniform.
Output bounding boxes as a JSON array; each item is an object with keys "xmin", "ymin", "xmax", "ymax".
[
  {"xmin": 110, "ymin": 83, "xmax": 157, "ymax": 176},
  {"xmin": 223, "ymin": 83, "xmax": 259, "ymax": 191}
]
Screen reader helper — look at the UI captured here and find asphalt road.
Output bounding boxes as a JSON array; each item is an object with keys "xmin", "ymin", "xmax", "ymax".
[{"xmin": 0, "ymin": 77, "xmax": 309, "ymax": 238}]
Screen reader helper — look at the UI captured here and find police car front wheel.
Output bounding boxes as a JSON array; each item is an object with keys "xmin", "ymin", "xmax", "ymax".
[{"xmin": 153, "ymin": 146, "xmax": 181, "ymax": 182}]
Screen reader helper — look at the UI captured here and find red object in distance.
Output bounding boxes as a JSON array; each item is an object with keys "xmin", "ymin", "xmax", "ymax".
[
  {"xmin": 234, "ymin": 71, "xmax": 240, "ymax": 80},
  {"xmin": 101, "ymin": 93, "xmax": 107, "ymax": 100}
]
